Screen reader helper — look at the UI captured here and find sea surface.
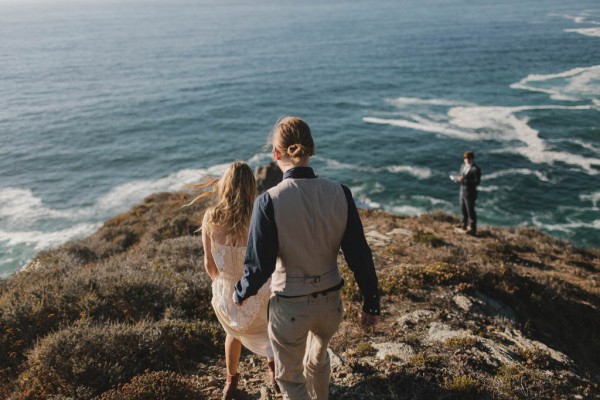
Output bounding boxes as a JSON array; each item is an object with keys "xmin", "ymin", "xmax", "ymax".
[{"xmin": 1, "ymin": 0, "xmax": 599, "ymax": 276}]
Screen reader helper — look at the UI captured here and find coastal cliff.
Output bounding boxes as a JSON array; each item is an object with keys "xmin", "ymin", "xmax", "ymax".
[{"xmin": 0, "ymin": 169, "xmax": 599, "ymax": 399}]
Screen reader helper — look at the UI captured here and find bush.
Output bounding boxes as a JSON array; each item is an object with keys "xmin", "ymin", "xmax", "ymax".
[
  {"xmin": 100, "ymin": 370, "xmax": 208, "ymax": 400},
  {"xmin": 418, "ymin": 262, "xmax": 474, "ymax": 286},
  {"xmin": 83, "ymin": 192, "xmax": 206, "ymax": 258},
  {"xmin": 484, "ymin": 240, "xmax": 516, "ymax": 261},
  {"xmin": 418, "ymin": 211, "xmax": 458, "ymax": 224},
  {"xmin": 17, "ymin": 320, "xmax": 223, "ymax": 399},
  {"xmin": 354, "ymin": 342, "xmax": 377, "ymax": 357},
  {"xmin": 443, "ymin": 375, "xmax": 481, "ymax": 396},
  {"xmin": 0, "ymin": 236, "xmax": 212, "ymax": 379},
  {"xmin": 412, "ymin": 230, "xmax": 445, "ymax": 248}
]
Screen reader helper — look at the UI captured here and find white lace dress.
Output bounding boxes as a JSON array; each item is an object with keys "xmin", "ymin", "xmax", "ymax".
[{"xmin": 210, "ymin": 240, "xmax": 273, "ymax": 357}]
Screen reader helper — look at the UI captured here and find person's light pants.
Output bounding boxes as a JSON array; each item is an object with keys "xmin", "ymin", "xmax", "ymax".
[{"xmin": 268, "ymin": 291, "xmax": 344, "ymax": 400}]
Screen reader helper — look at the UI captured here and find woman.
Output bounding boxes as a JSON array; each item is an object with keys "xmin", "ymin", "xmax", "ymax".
[
  {"xmin": 233, "ymin": 117, "xmax": 380, "ymax": 400},
  {"xmin": 188, "ymin": 161, "xmax": 275, "ymax": 400}
]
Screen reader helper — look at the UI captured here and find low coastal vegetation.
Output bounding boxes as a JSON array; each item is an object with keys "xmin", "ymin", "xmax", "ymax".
[{"xmin": 1, "ymin": 192, "xmax": 599, "ymax": 399}]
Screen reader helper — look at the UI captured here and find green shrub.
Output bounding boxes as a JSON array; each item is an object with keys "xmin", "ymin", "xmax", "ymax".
[
  {"xmin": 379, "ymin": 273, "xmax": 409, "ymax": 296},
  {"xmin": 419, "ymin": 262, "xmax": 474, "ymax": 285},
  {"xmin": 339, "ymin": 264, "xmax": 361, "ymax": 302},
  {"xmin": 484, "ymin": 240, "xmax": 516, "ymax": 260},
  {"xmin": 412, "ymin": 230, "xmax": 445, "ymax": 248},
  {"xmin": 100, "ymin": 370, "xmax": 208, "ymax": 400},
  {"xmin": 418, "ymin": 211, "xmax": 458, "ymax": 224},
  {"xmin": 0, "ymin": 236, "xmax": 212, "ymax": 379},
  {"xmin": 443, "ymin": 374, "xmax": 481, "ymax": 394},
  {"xmin": 17, "ymin": 320, "xmax": 223, "ymax": 399},
  {"xmin": 443, "ymin": 336, "xmax": 479, "ymax": 351},
  {"xmin": 354, "ymin": 342, "xmax": 377, "ymax": 357},
  {"xmin": 409, "ymin": 352, "xmax": 444, "ymax": 368}
]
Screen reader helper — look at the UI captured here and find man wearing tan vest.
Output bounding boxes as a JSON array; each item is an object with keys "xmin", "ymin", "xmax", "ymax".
[{"xmin": 234, "ymin": 116, "xmax": 380, "ymax": 400}]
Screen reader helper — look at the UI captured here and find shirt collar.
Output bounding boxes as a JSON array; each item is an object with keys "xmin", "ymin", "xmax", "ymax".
[{"xmin": 283, "ymin": 166, "xmax": 317, "ymax": 180}]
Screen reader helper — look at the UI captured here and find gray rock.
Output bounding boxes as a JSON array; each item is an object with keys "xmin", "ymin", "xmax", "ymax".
[
  {"xmin": 473, "ymin": 291, "xmax": 517, "ymax": 320},
  {"xmin": 328, "ymin": 348, "xmax": 344, "ymax": 367},
  {"xmin": 365, "ymin": 230, "xmax": 390, "ymax": 246},
  {"xmin": 255, "ymin": 162, "xmax": 282, "ymax": 194},
  {"xmin": 453, "ymin": 294, "xmax": 474, "ymax": 312},
  {"xmin": 389, "ymin": 227, "xmax": 412, "ymax": 236},
  {"xmin": 426, "ymin": 322, "xmax": 470, "ymax": 343},
  {"xmin": 477, "ymin": 337, "xmax": 519, "ymax": 366},
  {"xmin": 396, "ymin": 309, "xmax": 434, "ymax": 326},
  {"xmin": 497, "ymin": 328, "xmax": 573, "ymax": 366},
  {"xmin": 372, "ymin": 342, "xmax": 415, "ymax": 362}
]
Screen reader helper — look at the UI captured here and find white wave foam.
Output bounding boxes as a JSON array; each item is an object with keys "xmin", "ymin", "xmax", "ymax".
[
  {"xmin": 363, "ymin": 116, "xmax": 478, "ymax": 141},
  {"xmin": 565, "ymin": 27, "xmax": 600, "ymax": 37},
  {"xmin": 411, "ymin": 195, "xmax": 453, "ymax": 208},
  {"xmin": 532, "ymin": 217, "xmax": 600, "ymax": 233},
  {"xmin": 580, "ymin": 192, "xmax": 600, "ymax": 209},
  {"xmin": 383, "ymin": 165, "xmax": 432, "ymax": 179},
  {"xmin": 485, "ymin": 168, "xmax": 551, "ymax": 182},
  {"xmin": 317, "ymin": 157, "xmax": 357, "ymax": 171},
  {"xmin": 390, "ymin": 205, "xmax": 424, "ymax": 216},
  {"xmin": 365, "ymin": 103, "xmax": 600, "ymax": 175},
  {"xmin": 247, "ymin": 152, "xmax": 272, "ymax": 166},
  {"xmin": 0, "ymin": 187, "xmax": 92, "ymax": 224},
  {"xmin": 354, "ymin": 194, "xmax": 381, "ymax": 210},
  {"xmin": 559, "ymin": 11, "xmax": 600, "ymax": 37},
  {"xmin": 556, "ymin": 11, "xmax": 600, "ymax": 25},
  {"xmin": 0, "ymin": 223, "xmax": 100, "ymax": 250},
  {"xmin": 0, "ymin": 162, "xmax": 240, "ymax": 272},
  {"xmin": 477, "ymin": 185, "xmax": 500, "ymax": 193},
  {"xmin": 510, "ymin": 65, "xmax": 600, "ymax": 102},
  {"xmin": 372, "ymin": 182, "xmax": 386, "ymax": 194},
  {"xmin": 97, "ymin": 165, "xmax": 229, "ymax": 211},
  {"xmin": 384, "ymin": 97, "xmax": 474, "ymax": 108},
  {"xmin": 317, "ymin": 156, "xmax": 432, "ymax": 180},
  {"xmin": 553, "ymin": 138, "xmax": 600, "ymax": 153}
]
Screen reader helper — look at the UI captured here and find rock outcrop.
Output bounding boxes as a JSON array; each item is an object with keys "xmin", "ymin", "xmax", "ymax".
[{"xmin": 0, "ymin": 183, "xmax": 599, "ymax": 399}]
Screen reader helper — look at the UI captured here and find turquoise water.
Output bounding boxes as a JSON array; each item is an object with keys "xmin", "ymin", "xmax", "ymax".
[{"xmin": 1, "ymin": 0, "xmax": 599, "ymax": 275}]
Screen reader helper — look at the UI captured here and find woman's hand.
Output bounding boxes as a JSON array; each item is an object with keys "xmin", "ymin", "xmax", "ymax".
[{"xmin": 232, "ymin": 291, "xmax": 245, "ymax": 306}]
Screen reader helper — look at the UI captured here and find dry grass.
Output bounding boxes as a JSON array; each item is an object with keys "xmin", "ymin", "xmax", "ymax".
[
  {"xmin": 16, "ymin": 320, "xmax": 221, "ymax": 399},
  {"xmin": 100, "ymin": 370, "xmax": 208, "ymax": 400}
]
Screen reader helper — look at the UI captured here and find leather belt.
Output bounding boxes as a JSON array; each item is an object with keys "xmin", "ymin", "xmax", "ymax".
[{"xmin": 276, "ymin": 280, "xmax": 344, "ymax": 299}]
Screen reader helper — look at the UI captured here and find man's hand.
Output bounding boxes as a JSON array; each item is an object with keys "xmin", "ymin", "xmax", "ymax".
[
  {"xmin": 360, "ymin": 311, "xmax": 380, "ymax": 329},
  {"xmin": 232, "ymin": 291, "xmax": 245, "ymax": 306}
]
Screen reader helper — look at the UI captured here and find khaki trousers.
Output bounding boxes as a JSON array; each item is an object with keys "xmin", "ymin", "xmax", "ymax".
[{"xmin": 268, "ymin": 291, "xmax": 344, "ymax": 400}]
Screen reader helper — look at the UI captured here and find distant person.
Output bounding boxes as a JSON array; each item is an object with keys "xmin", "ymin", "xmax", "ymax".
[
  {"xmin": 451, "ymin": 151, "xmax": 481, "ymax": 235},
  {"xmin": 234, "ymin": 116, "xmax": 380, "ymax": 400},
  {"xmin": 188, "ymin": 161, "xmax": 275, "ymax": 400}
]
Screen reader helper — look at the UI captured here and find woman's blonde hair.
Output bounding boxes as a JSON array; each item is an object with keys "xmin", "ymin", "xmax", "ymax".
[
  {"xmin": 268, "ymin": 116, "xmax": 315, "ymax": 161},
  {"xmin": 186, "ymin": 161, "xmax": 256, "ymax": 243}
]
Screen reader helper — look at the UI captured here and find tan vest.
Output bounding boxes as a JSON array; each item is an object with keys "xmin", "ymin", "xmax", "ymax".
[{"xmin": 267, "ymin": 177, "xmax": 347, "ymax": 296}]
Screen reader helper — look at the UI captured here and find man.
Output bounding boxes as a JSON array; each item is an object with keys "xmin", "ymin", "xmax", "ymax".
[
  {"xmin": 454, "ymin": 151, "xmax": 481, "ymax": 235},
  {"xmin": 234, "ymin": 116, "xmax": 380, "ymax": 400}
]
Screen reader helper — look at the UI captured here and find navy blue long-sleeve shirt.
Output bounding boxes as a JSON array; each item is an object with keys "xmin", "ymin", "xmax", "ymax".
[{"xmin": 234, "ymin": 167, "xmax": 380, "ymax": 315}]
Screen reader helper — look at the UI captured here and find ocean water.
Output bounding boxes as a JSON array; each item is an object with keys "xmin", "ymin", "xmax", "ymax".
[{"xmin": 1, "ymin": 0, "xmax": 599, "ymax": 276}]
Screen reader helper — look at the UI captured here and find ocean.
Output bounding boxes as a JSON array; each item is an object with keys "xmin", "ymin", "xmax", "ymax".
[{"xmin": 1, "ymin": 0, "xmax": 599, "ymax": 276}]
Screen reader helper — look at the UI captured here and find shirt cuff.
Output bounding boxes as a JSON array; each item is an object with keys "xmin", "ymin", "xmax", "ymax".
[{"xmin": 362, "ymin": 293, "xmax": 381, "ymax": 315}]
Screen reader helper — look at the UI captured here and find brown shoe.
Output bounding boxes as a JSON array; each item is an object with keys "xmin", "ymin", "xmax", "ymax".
[
  {"xmin": 223, "ymin": 373, "xmax": 240, "ymax": 400},
  {"xmin": 267, "ymin": 361, "xmax": 280, "ymax": 393}
]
